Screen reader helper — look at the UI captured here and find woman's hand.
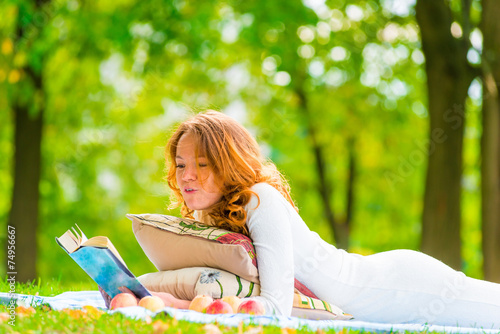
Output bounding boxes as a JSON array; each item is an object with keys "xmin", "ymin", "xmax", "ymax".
[{"xmin": 98, "ymin": 286, "xmax": 112, "ymax": 309}]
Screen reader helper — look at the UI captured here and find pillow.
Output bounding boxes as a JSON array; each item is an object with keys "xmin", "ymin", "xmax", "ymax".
[
  {"xmin": 292, "ymin": 293, "xmax": 352, "ymax": 321},
  {"xmin": 138, "ymin": 267, "xmax": 352, "ymax": 321},
  {"xmin": 129, "ymin": 213, "xmax": 322, "ymax": 298},
  {"xmin": 137, "ymin": 267, "xmax": 260, "ymax": 300},
  {"xmin": 129, "ymin": 213, "xmax": 259, "ymax": 283}
]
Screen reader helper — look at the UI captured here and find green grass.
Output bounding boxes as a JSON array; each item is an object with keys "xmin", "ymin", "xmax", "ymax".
[{"xmin": 0, "ymin": 278, "xmax": 358, "ymax": 334}]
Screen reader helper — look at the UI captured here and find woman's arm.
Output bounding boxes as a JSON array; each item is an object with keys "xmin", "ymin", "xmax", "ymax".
[
  {"xmin": 245, "ymin": 183, "xmax": 296, "ymax": 316},
  {"xmin": 150, "ymin": 291, "xmax": 190, "ymax": 309}
]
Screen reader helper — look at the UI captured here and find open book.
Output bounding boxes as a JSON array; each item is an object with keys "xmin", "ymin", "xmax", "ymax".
[{"xmin": 56, "ymin": 225, "xmax": 151, "ymax": 299}]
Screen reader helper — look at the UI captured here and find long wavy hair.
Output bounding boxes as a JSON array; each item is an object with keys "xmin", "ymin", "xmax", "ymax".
[{"xmin": 165, "ymin": 111, "xmax": 297, "ymax": 236}]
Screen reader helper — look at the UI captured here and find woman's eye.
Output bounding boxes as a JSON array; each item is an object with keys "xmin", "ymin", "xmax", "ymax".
[
  {"xmin": 175, "ymin": 164, "xmax": 185, "ymax": 168},
  {"xmin": 199, "ymin": 163, "xmax": 208, "ymax": 168}
]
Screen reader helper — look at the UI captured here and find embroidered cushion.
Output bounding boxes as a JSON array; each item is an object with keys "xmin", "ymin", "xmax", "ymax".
[
  {"xmin": 138, "ymin": 267, "xmax": 260, "ymax": 300},
  {"xmin": 129, "ymin": 213, "xmax": 320, "ymax": 298},
  {"xmin": 129, "ymin": 213, "xmax": 259, "ymax": 283}
]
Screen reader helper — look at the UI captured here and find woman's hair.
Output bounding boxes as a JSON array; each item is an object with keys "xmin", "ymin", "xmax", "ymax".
[{"xmin": 165, "ymin": 110, "xmax": 297, "ymax": 235}]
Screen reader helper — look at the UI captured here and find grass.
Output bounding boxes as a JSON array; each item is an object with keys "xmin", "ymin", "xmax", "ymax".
[{"xmin": 0, "ymin": 278, "xmax": 358, "ymax": 334}]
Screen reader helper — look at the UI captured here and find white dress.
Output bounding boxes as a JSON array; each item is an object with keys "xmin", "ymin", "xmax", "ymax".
[{"xmin": 243, "ymin": 182, "xmax": 500, "ymax": 328}]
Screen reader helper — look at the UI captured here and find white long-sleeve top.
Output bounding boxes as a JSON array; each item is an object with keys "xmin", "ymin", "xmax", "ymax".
[
  {"xmin": 234, "ymin": 183, "xmax": 500, "ymax": 328},
  {"xmin": 243, "ymin": 182, "xmax": 347, "ymax": 316},
  {"xmin": 196, "ymin": 182, "xmax": 500, "ymax": 327}
]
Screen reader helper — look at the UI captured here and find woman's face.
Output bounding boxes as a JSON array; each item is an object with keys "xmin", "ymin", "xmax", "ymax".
[{"xmin": 175, "ymin": 133, "xmax": 223, "ymax": 211}]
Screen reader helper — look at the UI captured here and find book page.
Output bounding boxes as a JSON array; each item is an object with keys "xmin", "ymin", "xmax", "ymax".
[
  {"xmin": 55, "ymin": 230, "xmax": 81, "ymax": 254},
  {"xmin": 75, "ymin": 224, "xmax": 88, "ymax": 244}
]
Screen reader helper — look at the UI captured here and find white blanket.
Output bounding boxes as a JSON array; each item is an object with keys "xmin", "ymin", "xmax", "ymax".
[{"xmin": 1, "ymin": 291, "xmax": 498, "ymax": 334}]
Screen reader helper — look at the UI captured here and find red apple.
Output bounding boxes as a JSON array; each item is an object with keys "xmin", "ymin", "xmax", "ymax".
[
  {"xmin": 237, "ymin": 299, "xmax": 265, "ymax": 315},
  {"xmin": 189, "ymin": 295, "xmax": 214, "ymax": 313},
  {"xmin": 109, "ymin": 293, "xmax": 138, "ymax": 310},
  {"xmin": 221, "ymin": 295, "xmax": 242, "ymax": 313},
  {"xmin": 205, "ymin": 299, "xmax": 234, "ymax": 314},
  {"xmin": 138, "ymin": 296, "xmax": 165, "ymax": 312}
]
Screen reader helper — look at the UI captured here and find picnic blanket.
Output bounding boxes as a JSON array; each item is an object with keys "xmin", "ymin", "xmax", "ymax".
[{"xmin": 1, "ymin": 291, "xmax": 499, "ymax": 334}]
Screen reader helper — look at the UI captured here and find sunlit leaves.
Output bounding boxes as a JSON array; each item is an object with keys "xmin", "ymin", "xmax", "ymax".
[{"xmin": 0, "ymin": 0, "xmax": 487, "ymax": 282}]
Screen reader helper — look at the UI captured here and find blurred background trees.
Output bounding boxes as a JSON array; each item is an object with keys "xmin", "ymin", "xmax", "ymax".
[
  {"xmin": 416, "ymin": 0, "xmax": 477, "ymax": 271},
  {"xmin": 1, "ymin": 0, "xmax": 498, "ymax": 285}
]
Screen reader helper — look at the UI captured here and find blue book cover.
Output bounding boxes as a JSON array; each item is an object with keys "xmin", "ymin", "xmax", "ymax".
[{"xmin": 56, "ymin": 225, "xmax": 151, "ymax": 299}]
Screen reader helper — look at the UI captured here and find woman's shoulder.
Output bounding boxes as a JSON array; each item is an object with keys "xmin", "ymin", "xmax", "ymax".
[
  {"xmin": 245, "ymin": 183, "xmax": 296, "ymax": 229},
  {"xmin": 248, "ymin": 182, "xmax": 287, "ymax": 206},
  {"xmin": 250, "ymin": 182, "xmax": 280, "ymax": 195}
]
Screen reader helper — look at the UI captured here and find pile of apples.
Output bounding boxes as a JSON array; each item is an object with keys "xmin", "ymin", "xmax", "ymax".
[
  {"xmin": 110, "ymin": 293, "xmax": 165, "ymax": 312},
  {"xmin": 189, "ymin": 295, "xmax": 265, "ymax": 315},
  {"xmin": 109, "ymin": 293, "xmax": 265, "ymax": 315}
]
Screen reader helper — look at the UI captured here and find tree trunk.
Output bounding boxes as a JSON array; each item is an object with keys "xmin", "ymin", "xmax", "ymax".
[
  {"xmin": 481, "ymin": 0, "xmax": 500, "ymax": 283},
  {"xmin": 295, "ymin": 87, "xmax": 352, "ymax": 249},
  {"xmin": 8, "ymin": 100, "xmax": 44, "ymax": 283},
  {"xmin": 416, "ymin": 0, "xmax": 473, "ymax": 270},
  {"xmin": 6, "ymin": 1, "xmax": 48, "ymax": 282}
]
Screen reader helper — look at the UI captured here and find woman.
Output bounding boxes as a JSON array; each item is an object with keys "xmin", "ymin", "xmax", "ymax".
[
  {"xmin": 108, "ymin": 110, "xmax": 500, "ymax": 328},
  {"xmin": 162, "ymin": 110, "xmax": 500, "ymax": 328}
]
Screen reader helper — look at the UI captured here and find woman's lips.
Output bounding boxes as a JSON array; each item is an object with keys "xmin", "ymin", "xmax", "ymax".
[{"xmin": 183, "ymin": 187, "xmax": 197, "ymax": 193}]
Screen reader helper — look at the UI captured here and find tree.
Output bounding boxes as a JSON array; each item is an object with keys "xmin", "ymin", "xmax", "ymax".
[
  {"xmin": 415, "ymin": 0, "xmax": 475, "ymax": 270},
  {"xmin": 481, "ymin": 0, "xmax": 500, "ymax": 283},
  {"xmin": 2, "ymin": 0, "xmax": 491, "ymax": 283},
  {"xmin": 2, "ymin": 0, "xmax": 234, "ymax": 281},
  {"xmin": 6, "ymin": 0, "xmax": 50, "ymax": 282},
  {"xmin": 232, "ymin": 0, "xmax": 427, "ymax": 251}
]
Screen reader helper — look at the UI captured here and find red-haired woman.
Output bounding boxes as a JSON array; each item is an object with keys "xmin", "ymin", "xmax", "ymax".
[
  {"xmin": 109, "ymin": 111, "xmax": 500, "ymax": 328},
  {"xmin": 164, "ymin": 111, "xmax": 500, "ymax": 328}
]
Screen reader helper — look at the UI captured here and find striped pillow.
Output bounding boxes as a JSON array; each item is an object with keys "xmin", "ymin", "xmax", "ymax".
[{"xmin": 137, "ymin": 267, "xmax": 260, "ymax": 300}]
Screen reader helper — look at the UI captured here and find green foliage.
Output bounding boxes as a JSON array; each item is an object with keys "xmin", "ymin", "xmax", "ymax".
[{"xmin": 0, "ymin": 0, "xmax": 485, "ymax": 284}]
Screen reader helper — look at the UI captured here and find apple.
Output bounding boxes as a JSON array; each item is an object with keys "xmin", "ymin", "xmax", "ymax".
[
  {"xmin": 189, "ymin": 295, "xmax": 214, "ymax": 313},
  {"xmin": 138, "ymin": 295, "xmax": 165, "ymax": 312},
  {"xmin": 0, "ymin": 313, "xmax": 9, "ymax": 322},
  {"xmin": 205, "ymin": 299, "xmax": 233, "ymax": 314},
  {"xmin": 237, "ymin": 299, "xmax": 265, "ymax": 315},
  {"xmin": 109, "ymin": 293, "xmax": 138, "ymax": 310},
  {"xmin": 221, "ymin": 295, "xmax": 242, "ymax": 313}
]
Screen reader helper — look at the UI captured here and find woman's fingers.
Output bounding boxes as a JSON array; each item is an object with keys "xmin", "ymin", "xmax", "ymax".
[
  {"xmin": 118, "ymin": 286, "xmax": 133, "ymax": 294},
  {"xmin": 98, "ymin": 286, "xmax": 112, "ymax": 309}
]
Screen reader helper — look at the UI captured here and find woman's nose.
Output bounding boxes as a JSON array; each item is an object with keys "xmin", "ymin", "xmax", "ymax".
[{"xmin": 182, "ymin": 165, "xmax": 197, "ymax": 181}]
